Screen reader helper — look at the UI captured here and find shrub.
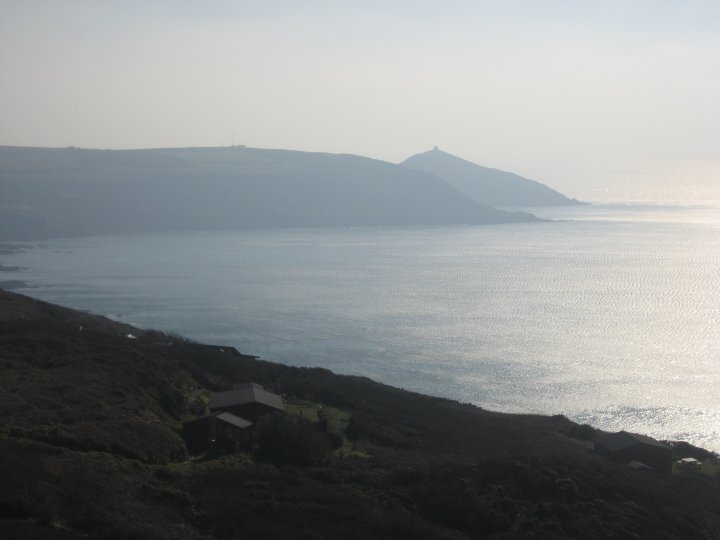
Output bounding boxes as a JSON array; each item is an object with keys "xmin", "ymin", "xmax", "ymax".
[
  {"xmin": 254, "ymin": 413, "xmax": 333, "ymax": 466},
  {"xmin": 567, "ymin": 423, "xmax": 597, "ymax": 441}
]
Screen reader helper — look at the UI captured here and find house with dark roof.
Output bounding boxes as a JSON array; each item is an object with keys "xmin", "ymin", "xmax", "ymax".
[
  {"xmin": 183, "ymin": 411, "xmax": 254, "ymax": 454},
  {"xmin": 209, "ymin": 382, "xmax": 284, "ymax": 421},
  {"xmin": 183, "ymin": 382, "xmax": 284, "ymax": 454},
  {"xmin": 595, "ymin": 431, "xmax": 672, "ymax": 474}
]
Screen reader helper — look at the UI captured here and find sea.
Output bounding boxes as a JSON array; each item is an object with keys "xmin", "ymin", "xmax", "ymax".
[{"xmin": 3, "ymin": 203, "xmax": 719, "ymax": 452}]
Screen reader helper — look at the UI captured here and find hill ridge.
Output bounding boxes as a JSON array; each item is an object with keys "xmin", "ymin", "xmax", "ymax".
[
  {"xmin": 0, "ymin": 145, "xmax": 537, "ymax": 240},
  {"xmin": 401, "ymin": 147, "xmax": 581, "ymax": 207}
]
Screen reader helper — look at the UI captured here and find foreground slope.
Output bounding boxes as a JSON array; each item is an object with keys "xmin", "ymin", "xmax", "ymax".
[
  {"xmin": 401, "ymin": 148, "xmax": 581, "ymax": 207},
  {"xmin": 1, "ymin": 290, "xmax": 719, "ymax": 539},
  {"xmin": 0, "ymin": 146, "xmax": 535, "ymax": 240}
]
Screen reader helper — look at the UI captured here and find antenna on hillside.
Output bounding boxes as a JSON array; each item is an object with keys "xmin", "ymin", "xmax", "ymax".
[{"xmin": 232, "ymin": 133, "xmax": 235, "ymax": 148}]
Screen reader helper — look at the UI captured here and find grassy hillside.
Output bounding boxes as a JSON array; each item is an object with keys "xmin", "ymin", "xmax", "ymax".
[
  {"xmin": 1, "ymin": 290, "xmax": 719, "ymax": 539},
  {"xmin": 0, "ymin": 146, "xmax": 536, "ymax": 240},
  {"xmin": 401, "ymin": 148, "xmax": 581, "ymax": 207}
]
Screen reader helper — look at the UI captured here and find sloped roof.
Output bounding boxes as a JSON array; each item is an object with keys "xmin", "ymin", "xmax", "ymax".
[
  {"xmin": 626, "ymin": 461, "xmax": 653, "ymax": 470},
  {"xmin": 209, "ymin": 382, "xmax": 284, "ymax": 412},
  {"xmin": 215, "ymin": 411, "xmax": 253, "ymax": 429},
  {"xmin": 596, "ymin": 430, "xmax": 670, "ymax": 451},
  {"xmin": 234, "ymin": 382, "xmax": 264, "ymax": 391}
]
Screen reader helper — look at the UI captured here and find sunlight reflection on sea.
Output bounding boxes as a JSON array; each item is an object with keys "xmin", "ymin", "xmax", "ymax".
[{"xmin": 6, "ymin": 203, "xmax": 720, "ymax": 451}]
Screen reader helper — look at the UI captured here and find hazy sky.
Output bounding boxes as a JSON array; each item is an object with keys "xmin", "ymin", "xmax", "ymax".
[{"xmin": 2, "ymin": 1, "xmax": 719, "ymax": 201}]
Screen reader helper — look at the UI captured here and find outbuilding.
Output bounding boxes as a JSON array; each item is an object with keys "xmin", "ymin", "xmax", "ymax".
[{"xmin": 677, "ymin": 457, "xmax": 702, "ymax": 470}]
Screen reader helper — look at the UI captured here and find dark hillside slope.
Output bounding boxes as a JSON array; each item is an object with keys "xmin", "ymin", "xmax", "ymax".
[
  {"xmin": 401, "ymin": 148, "xmax": 581, "ymax": 207},
  {"xmin": 0, "ymin": 146, "xmax": 535, "ymax": 240},
  {"xmin": 1, "ymin": 290, "xmax": 719, "ymax": 539}
]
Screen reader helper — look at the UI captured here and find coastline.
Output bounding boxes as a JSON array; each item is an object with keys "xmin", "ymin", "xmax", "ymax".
[{"xmin": 1, "ymin": 288, "xmax": 719, "ymax": 538}]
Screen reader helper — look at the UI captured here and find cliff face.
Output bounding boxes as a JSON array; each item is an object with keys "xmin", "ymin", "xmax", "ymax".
[
  {"xmin": 1, "ymin": 290, "xmax": 718, "ymax": 539},
  {"xmin": 401, "ymin": 148, "xmax": 581, "ymax": 207},
  {"xmin": 0, "ymin": 146, "xmax": 536, "ymax": 240}
]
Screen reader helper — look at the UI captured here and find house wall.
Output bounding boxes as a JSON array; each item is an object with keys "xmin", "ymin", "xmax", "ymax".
[
  {"xmin": 183, "ymin": 416, "xmax": 253, "ymax": 454},
  {"xmin": 183, "ymin": 416, "xmax": 217, "ymax": 454}
]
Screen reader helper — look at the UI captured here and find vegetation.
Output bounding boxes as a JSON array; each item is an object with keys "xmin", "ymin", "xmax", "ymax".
[
  {"xmin": 1, "ymin": 290, "xmax": 719, "ymax": 539},
  {"xmin": 254, "ymin": 412, "xmax": 334, "ymax": 466}
]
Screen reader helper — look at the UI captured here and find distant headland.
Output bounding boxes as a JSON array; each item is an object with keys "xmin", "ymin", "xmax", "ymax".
[
  {"xmin": 0, "ymin": 145, "xmax": 580, "ymax": 240},
  {"xmin": 401, "ymin": 147, "xmax": 583, "ymax": 207}
]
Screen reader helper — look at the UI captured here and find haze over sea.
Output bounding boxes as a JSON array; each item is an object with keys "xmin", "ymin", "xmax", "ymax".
[{"xmin": 4, "ymin": 200, "xmax": 720, "ymax": 452}]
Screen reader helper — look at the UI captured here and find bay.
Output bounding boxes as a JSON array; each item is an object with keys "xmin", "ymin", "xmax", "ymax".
[{"xmin": 3, "ymin": 204, "xmax": 720, "ymax": 451}]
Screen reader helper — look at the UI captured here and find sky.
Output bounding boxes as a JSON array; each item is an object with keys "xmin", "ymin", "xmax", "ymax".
[{"xmin": 2, "ymin": 1, "xmax": 719, "ymax": 202}]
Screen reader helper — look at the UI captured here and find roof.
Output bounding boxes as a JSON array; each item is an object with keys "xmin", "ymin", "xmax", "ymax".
[
  {"xmin": 596, "ymin": 431, "xmax": 670, "ymax": 452},
  {"xmin": 209, "ymin": 382, "xmax": 284, "ymax": 412},
  {"xmin": 234, "ymin": 382, "xmax": 264, "ymax": 391},
  {"xmin": 215, "ymin": 411, "xmax": 253, "ymax": 429},
  {"xmin": 626, "ymin": 461, "xmax": 653, "ymax": 470}
]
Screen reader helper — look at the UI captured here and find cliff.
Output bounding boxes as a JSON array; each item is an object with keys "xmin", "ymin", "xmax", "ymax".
[{"xmin": 1, "ymin": 290, "xmax": 718, "ymax": 539}]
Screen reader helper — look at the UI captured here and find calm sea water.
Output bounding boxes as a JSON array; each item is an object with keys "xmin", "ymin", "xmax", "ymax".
[{"xmin": 3, "ymin": 204, "xmax": 720, "ymax": 451}]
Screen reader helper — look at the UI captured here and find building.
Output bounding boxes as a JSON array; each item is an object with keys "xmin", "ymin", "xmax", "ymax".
[
  {"xmin": 183, "ymin": 382, "xmax": 284, "ymax": 454},
  {"xmin": 677, "ymin": 457, "xmax": 702, "ymax": 470},
  {"xmin": 595, "ymin": 431, "xmax": 672, "ymax": 474},
  {"xmin": 183, "ymin": 411, "xmax": 253, "ymax": 454},
  {"xmin": 209, "ymin": 382, "xmax": 284, "ymax": 421}
]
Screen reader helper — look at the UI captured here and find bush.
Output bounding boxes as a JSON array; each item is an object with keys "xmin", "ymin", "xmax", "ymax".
[
  {"xmin": 567, "ymin": 423, "xmax": 597, "ymax": 441},
  {"xmin": 254, "ymin": 413, "xmax": 333, "ymax": 466}
]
